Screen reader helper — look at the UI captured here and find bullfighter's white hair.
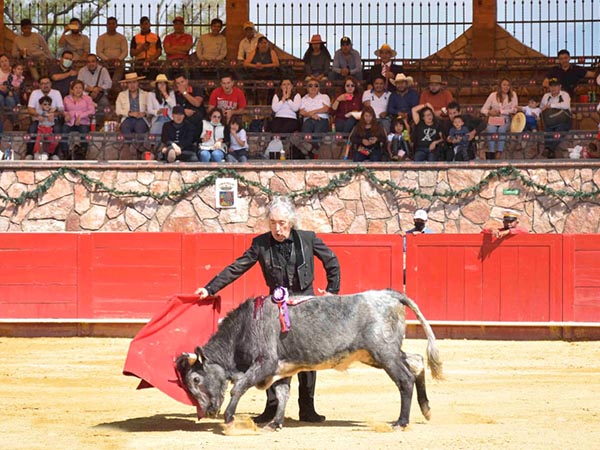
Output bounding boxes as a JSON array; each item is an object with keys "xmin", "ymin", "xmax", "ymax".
[{"xmin": 267, "ymin": 196, "xmax": 298, "ymax": 228}]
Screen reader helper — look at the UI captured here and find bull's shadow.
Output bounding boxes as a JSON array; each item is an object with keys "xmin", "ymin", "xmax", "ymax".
[{"xmin": 95, "ymin": 413, "xmax": 369, "ymax": 434}]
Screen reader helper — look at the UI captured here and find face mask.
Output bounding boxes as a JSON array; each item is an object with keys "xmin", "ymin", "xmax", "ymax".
[
  {"xmin": 414, "ymin": 221, "xmax": 425, "ymax": 232},
  {"xmin": 63, "ymin": 59, "xmax": 73, "ymax": 68}
]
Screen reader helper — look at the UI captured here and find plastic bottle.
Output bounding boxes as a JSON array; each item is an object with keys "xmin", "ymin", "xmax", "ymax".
[
  {"xmin": 279, "ymin": 148, "xmax": 286, "ymax": 160},
  {"xmin": 331, "ymin": 123, "xmax": 336, "ymax": 133},
  {"xmin": 90, "ymin": 115, "xmax": 97, "ymax": 132}
]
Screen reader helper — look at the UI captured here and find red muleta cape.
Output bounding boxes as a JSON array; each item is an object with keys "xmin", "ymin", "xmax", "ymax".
[{"xmin": 123, "ymin": 294, "xmax": 220, "ymax": 410}]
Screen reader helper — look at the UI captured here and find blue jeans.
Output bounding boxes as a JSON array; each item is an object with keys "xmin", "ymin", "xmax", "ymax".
[
  {"xmin": 486, "ymin": 118, "xmax": 509, "ymax": 153},
  {"xmin": 198, "ymin": 149, "xmax": 225, "ymax": 162}
]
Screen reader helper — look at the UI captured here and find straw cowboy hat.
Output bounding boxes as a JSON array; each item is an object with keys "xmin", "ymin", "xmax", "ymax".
[
  {"xmin": 391, "ymin": 73, "xmax": 414, "ymax": 87},
  {"xmin": 120, "ymin": 72, "xmax": 146, "ymax": 83},
  {"xmin": 510, "ymin": 112, "xmax": 526, "ymax": 133},
  {"xmin": 308, "ymin": 34, "xmax": 326, "ymax": 44},
  {"xmin": 374, "ymin": 44, "xmax": 397, "ymax": 58},
  {"xmin": 151, "ymin": 74, "xmax": 173, "ymax": 86},
  {"xmin": 429, "ymin": 74, "xmax": 443, "ymax": 84}
]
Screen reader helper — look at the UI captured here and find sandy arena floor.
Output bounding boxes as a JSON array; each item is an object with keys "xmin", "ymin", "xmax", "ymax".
[{"xmin": 1, "ymin": 337, "xmax": 599, "ymax": 450}]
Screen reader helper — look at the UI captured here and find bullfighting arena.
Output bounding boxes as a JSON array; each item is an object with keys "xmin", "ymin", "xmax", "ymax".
[{"xmin": 2, "ymin": 337, "xmax": 599, "ymax": 450}]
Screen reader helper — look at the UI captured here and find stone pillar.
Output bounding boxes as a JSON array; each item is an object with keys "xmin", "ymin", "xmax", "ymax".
[
  {"xmin": 472, "ymin": 0, "xmax": 497, "ymax": 58},
  {"xmin": 226, "ymin": 0, "xmax": 249, "ymax": 60}
]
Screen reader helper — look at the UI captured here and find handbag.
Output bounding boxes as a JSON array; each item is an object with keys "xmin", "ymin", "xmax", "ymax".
[
  {"xmin": 541, "ymin": 108, "xmax": 572, "ymax": 128},
  {"xmin": 487, "ymin": 115, "xmax": 506, "ymax": 127}
]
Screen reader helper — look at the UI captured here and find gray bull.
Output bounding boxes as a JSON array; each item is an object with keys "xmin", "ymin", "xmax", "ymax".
[{"xmin": 176, "ymin": 289, "xmax": 443, "ymax": 430}]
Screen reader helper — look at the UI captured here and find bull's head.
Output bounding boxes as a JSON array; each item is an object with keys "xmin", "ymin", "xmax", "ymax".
[{"xmin": 175, "ymin": 346, "xmax": 227, "ymax": 419}]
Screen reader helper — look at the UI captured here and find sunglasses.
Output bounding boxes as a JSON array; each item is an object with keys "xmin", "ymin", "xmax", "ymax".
[
  {"xmin": 307, "ymin": 83, "xmax": 319, "ymax": 87},
  {"xmin": 345, "ymin": 83, "xmax": 355, "ymax": 87}
]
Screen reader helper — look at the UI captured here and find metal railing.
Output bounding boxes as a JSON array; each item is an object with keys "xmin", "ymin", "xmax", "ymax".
[{"xmin": 3, "ymin": 1, "xmax": 599, "ymax": 61}]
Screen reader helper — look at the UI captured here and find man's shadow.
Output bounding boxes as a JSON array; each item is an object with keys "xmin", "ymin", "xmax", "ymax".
[{"xmin": 478, "ymin": 232, "xmax": 510, "ymax": 261}]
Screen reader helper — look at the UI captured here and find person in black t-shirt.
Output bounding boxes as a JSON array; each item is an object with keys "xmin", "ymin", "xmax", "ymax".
[{"xmin": 543, "ymin": 49, "xmax": 596, "ymax": 99}]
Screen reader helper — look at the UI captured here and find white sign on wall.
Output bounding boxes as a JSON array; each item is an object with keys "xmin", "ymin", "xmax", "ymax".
[{"xmin": 215, "ymin": 178, "xmax": 238, "ymax": 209}]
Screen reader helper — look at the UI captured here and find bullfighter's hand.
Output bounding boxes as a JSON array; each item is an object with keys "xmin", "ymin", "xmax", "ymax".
[{"xmin": 195, "ymin": 287, "xmax": 209, "ymax": 298}]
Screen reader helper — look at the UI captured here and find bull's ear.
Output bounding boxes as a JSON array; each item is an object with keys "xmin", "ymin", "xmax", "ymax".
[{"xmin": 195, "ymin": 346, "xmax": 205, "ymax": 364}]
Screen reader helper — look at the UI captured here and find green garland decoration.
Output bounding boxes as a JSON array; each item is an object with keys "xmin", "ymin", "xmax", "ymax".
[{"xmin": 0, "ymin": 165, "xmax": 599, "ymax": 208}]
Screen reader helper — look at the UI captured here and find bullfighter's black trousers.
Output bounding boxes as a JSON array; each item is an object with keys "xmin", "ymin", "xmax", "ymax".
[{"xmin": 264, "ymin": 370, "xmax": 318, "ymax": 414}]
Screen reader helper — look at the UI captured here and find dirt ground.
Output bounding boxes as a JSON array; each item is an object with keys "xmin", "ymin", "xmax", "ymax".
[{"xmin": 1, "ymin": 338, "xmax": 599, "ymax": 450}]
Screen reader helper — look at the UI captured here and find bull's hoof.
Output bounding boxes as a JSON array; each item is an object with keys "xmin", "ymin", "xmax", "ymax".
[
  {"xmin": 263, "ymin": 421, "xmax": 283, "ymax": 432},
  {"xmin": 392, "ymin": 420, "xmax": 409, "ymax": 430},
  {"xmin": 421, "ymin": 406, "xmax": 432, "ymax": 420}
]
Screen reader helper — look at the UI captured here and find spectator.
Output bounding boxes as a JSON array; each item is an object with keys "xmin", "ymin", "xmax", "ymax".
[
  {"xmin": 540, "ymin": 78, "xmax": 572, "ymax": 159},
  {"xmin": 350, "ymin": 105, "xmax": 387, "ymax": 162},
  {"xmin": 411, "ymin": 103, "xmax": 444, "ymax": 162},
  {"xmin": 147, "ymin": 74, "xmax": 176, "ymax": 135},
  {"xmin": 330, "ymin": 75, "xmax": 362, "ymax": 133},
  {"xmin": 481, "ymin": 78, "xmax": 518, "ymax": 160},
  {"xmin": 130, "ymin": 16, "xmax": 162, "ymax": 78},
  {"xmin": 198, "ymin": 108, "xmax": 227, "ymax": 162},
  {"xmin": 520, "ymin": 98, "xmax": 541, "ymax": 132},
  {"xmin": 362, "ymin": 76, "xmax": 392, "ymax": 132},
  {"xmin": 0, "ymin": 54, "xmax": 20, "ymax": 109},
  {"xmin": 174, "ymin": 72, "xmax": 206, "ymax": 135},
  {"xmin": 11, "ymin": 18, "xmax": 53, "ymax": 81},
  {"xmin": 387, "ymin": 73, "xmax": 419, "ymax": 120},
  {"xmin": 237, "ymin": 21, "xmax": 264, "ymax": 62},
  {"xmin": 58, "ymin": 18, "xmax": 90, "ymax": 63},
  {"xmin": 32, "ymin": 95, "xmax": 60, "ymax": 159},
  {"xmin": 483, "ymin": 211, "xmax": 529, "ymax": 238},
  {"xmin": 243, "ymin": 36, "xmax": 280, "ymax": 79},
  {"xmin": 331, "ymin": 36, "xmax": 363, "ymax": 81},
  {"xmin": 163, "ymin": 16, "xmax": 193, "ymax": 61},
  {"xmin": 544, "ymin": 49, "xmax": 596, "ymax": 99},
  {"xmin": 196, "ymin": 18, "xmax": 227, "ymax": 61},
  {"xmin": 195, "ymin": 195, "xmax": 339, "ymax": 425},
  {"xmin": 440, "ymin": 101, "xmax": 486, "ymax": 161},
  {"xmin": 302, "ymin": 34, "xmax": 331, "ymax": 81},
  {"xmin": 49, "ymin": 50, "xmax": 78, "ymax": 98},
  {"xmin": 77, "ymin": 54, "xmax": 112, "ymax": 112},
  {"xmin": 226, "ymin": 115, "xmax": 249, "ymax": 162},
  {"xmin": 208, "ymin": 72, "xmax": 247, "ymax": 124},
  {"xmin": 406, "ymin": 210, "xmax": 434, "ymax": 235},
  {"xmin": 159, "ymin": 105, "xmax": 198, "ymax": 163},
  {"xmin": 446, "ymin": 115, "xmax": 470, "ymax": 162},
  {"xmin": 369, "ymin": 44, "xmax": 403, "ymax": 91},
  {"xmin": 116, "ymin": 72, "xmax": 150, "ymax": 135},
  {"xmin": 387, "ymin": 116, "xmax": 411, "ymax": 161},
  {"xmin": 298, "ymin": 77, "xmax": 330, "ymax": 157},
  {"xmin": 25, "ymin": 77, "xmax": 64, "ymax": 160},
  {"xmin": 270, "ymin": 78, "xmax": 301, "ymax": 133},
  {"xmin": 96, "ymin": 17, "xmax": 128, "ymax": 87},
  {"xmin": 62, "ymin": 80, "xmax": 95, "ymax": 159},
  {"xmin": 419, "ymin": 75, "xmax": 454, "ymax": 116}
]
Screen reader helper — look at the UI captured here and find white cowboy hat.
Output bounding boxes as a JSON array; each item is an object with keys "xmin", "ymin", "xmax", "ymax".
[{"xmin": 390, "ymin": 73, "xmax": 414, "ymax": 87}]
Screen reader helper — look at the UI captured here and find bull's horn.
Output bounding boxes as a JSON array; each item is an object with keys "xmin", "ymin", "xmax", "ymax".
[{"xmin": 186, "ymin": 353, "xmax": 198, "ymax": 366}]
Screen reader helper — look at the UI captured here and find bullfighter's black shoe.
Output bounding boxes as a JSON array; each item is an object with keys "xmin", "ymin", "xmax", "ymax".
[
  {"xmin": 298, "ymin": 411, "xmax": 326, "ymax": 423},
  {"xmin": 252, "ymin": 407, "xmax": 277, "ymax": 424}
]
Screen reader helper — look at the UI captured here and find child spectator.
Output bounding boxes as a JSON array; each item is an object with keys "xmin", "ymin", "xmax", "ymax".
[
  {"xmin": 387, "ymin": 116, "xmax": 411, "ymax": 160},
  {"xmin": 447, "ymin": 115, "xmax": 470, "ymax": 161},
  {"xmin": 225, "ymin": 115, "xmax": 248, "ymax": 163},
  {"xmin": 33, "ymin": 95, "xmax": 59, "ymax": 159},
  {"xmin": 521, "ymin": 98, "xmax": 541, "ymax": 131}
]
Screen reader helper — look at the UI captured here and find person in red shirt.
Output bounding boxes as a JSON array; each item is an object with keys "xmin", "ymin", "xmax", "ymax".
[
  {"xmin": 419, "ymin": 74, "xmax": 454, "ymax": 117},
  {"xmin": 163, "ymin": 16, "xmax": 193, "ymax": 61},
  {"xmin": 483, "ymin": 211, "xmax": 529, "ymax": 238},
  {"xmin": 208, "ymin": 72, "xmax": 247, "ymax": 123}
]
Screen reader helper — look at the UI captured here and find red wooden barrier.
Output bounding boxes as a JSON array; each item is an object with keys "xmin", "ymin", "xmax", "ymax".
[
  {"xmin": 405, "ymin": 233, "xmax": 564, "ymax": 322},
  {"xmin": 1, "ymin": 232, "xmax": 599, "ymax": 324},
  {"xmin": 0, "ymin": 233, "xmax": 403, "ymax": 319},
  {"xmin": 563, "ymin": 235, "xmax": 600, "ymax": 322}
]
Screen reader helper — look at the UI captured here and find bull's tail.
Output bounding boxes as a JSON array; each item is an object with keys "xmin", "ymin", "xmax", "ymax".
[{"xmin": 400, "ymin": 294, "xmax": 444, "ymax": 380}]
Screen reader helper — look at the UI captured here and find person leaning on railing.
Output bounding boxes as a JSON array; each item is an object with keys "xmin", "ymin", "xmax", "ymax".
[{"xmin": 11, "ymin": 18, "xmax": 53, "ymax": 81}]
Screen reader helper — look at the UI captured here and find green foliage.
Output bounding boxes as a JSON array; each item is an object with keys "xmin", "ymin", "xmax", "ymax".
[{"xmin": 1, "ymin": 166, "xmax": 599, "ymax": 213}]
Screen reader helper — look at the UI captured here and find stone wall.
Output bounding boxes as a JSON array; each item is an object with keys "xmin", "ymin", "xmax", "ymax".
[{"xmin": 1, "ymin": 161, "xmax": 600, "ymax": 234}]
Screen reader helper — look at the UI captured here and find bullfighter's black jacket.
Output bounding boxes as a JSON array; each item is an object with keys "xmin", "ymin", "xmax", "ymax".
[{"xmin": 204, "ymin": 229, "xmax": 340, "ymax": 296}]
